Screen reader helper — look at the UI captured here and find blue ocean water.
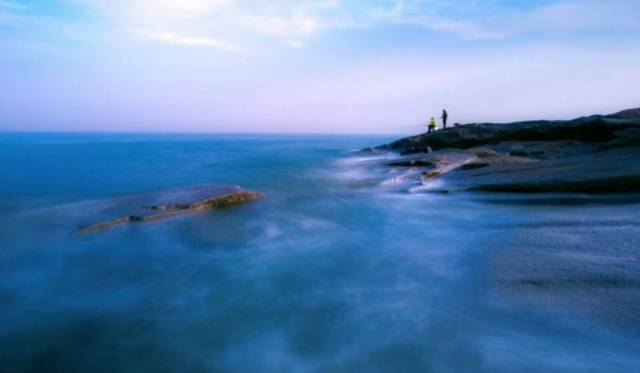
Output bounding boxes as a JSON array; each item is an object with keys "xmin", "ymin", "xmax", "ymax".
[{"xmin": 1, "ymin": 133, "xmax": 639, "ymax": 372}]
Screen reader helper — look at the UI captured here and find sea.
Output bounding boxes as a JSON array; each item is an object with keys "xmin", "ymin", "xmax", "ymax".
[{"xmin": 1, "ymin": 132, "xmax": 639, "ymax": 372}]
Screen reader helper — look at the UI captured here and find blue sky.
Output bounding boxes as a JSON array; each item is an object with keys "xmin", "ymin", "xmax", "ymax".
[{"xmin": 1, "ymin": 0, "xmax": 639, "ymax": 133}]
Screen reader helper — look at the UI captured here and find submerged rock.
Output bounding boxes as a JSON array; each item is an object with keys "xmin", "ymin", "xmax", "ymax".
[{"xmin": 78, "ymin": 184, "xmax": 263, "ymax": 233}]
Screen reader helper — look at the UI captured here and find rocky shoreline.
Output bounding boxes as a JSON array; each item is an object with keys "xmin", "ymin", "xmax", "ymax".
[{"xmin": 364, "ymin": 108, "xmax": 640, "ymax": 193}]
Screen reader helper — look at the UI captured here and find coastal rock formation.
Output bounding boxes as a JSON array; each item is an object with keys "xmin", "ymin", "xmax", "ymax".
[
  {"xmin": 370, "ymin": 108, "xmax": 640, "ymax": 193},
  {"xmin": 78, "ymin": 184, "xmax": 263, "ymax": 233}
]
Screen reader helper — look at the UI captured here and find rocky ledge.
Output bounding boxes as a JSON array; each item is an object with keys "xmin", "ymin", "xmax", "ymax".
[
  {"xmin": 365, "ymin": 108, "xmax": 640, "ymax": 193},
  {"xmin": 78, "ymin": 184, "xmax": 263, "ymax": 233}
]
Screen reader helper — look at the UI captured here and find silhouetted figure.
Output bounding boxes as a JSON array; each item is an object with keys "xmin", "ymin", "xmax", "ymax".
[
  {"xmin": 442, "ymin": 109, "xmax": 448, "ymax": 129},
  {"xmin": 428, "ymin": 117, "xmax": 437, "ymax": 133}
]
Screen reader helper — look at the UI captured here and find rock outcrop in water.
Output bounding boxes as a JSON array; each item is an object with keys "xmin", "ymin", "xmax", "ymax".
[
  {"xmin": 368, "ymin": 108, "xmax": 640, "ymax": 193},
  {"xmin": 78, "ymin": 184, "xmax": 263, "ymax": 233}
]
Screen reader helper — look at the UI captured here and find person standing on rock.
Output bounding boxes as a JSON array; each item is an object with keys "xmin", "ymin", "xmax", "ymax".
[
  {"xmin": 428, "ymin": 117, "xmax": 437, "ymax": 133},
  {"xmin": 442, "ymin": 109, "xmax": 448, "ymax": 129}
]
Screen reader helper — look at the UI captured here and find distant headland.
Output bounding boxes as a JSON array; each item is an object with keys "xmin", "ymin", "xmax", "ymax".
[{"xmin": 364, "ymin": 108, "xmax": 640, "ymax": 193}]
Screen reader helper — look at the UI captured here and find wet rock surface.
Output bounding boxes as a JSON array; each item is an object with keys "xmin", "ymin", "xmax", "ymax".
[
  {"xmin": 369, "ymin": 108, "xmax": 640, "ymax": 194},
  {"xmin": 486, "ymin": 206, "xmax": 640, "ymax": 325},
  {"xmin": 78, "ymin": 184, "xmax": 263, "ymax": 232}
]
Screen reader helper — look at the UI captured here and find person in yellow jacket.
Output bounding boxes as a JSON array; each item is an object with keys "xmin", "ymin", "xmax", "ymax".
[{"xmin": 428, "ymin": 117, "xmax": 437, "ymax": 133}]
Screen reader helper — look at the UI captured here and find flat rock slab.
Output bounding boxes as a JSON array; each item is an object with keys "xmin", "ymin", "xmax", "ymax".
[{"xmin": 78, "ymin": 184, "xmax": 263, "ymax": 233}]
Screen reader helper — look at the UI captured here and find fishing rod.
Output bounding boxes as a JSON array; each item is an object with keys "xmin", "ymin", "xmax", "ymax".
[{"xmin": 398, "ymin": 124, "xmax": 429, "ymax": 129}]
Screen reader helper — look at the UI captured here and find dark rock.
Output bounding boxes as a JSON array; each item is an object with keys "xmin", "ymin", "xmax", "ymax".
[
  {"xmin": 359, "ymin": 147, "xmax": 385, "ymax": 154},
  {"xmin": 387, "ymin": 159, "xmax": 436, "ymax": 167},
  {"xmin": 601, "ymin": 128, "xmax": 640, "ymax": 149},
  {"xmin": 472, "ymin": 148, "xmax": 500, "ymax": 158},
  {"xmin": 459, "ymin": 147, "xmax": 640, "ymax": 193},
  {"xmin": 78, "ymin": 184, "xmax": 263, "ymax": 233},
  {"xmin": 459, "ymin": 162, "xmax": 490, "ymax": 170},
  {"xmin": 423, "ymin": 170, "xmax": 441, "ymax": 179},
  {"xmin": 606, "ymin": 108, "xmax": 640, "ymax": 120},
  {"xmin": 368, "ymin": 108, "xmax": 640, "ymax": 194},
  {"xmin": 380, "ymin": 110, "xmax": 640, "ymax": 155}
]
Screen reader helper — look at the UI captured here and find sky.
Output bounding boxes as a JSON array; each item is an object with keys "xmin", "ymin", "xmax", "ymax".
[{"xmin": 0, "ymin": 0, "xmax": 639, "ymax": 134}]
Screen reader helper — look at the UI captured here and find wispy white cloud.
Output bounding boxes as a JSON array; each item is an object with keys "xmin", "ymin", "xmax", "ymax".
[
  {"xmin": 0, "ymin": 0, "xmax": 27, "ymax": 26},
  {"xmin": 134, "ymin": 29, "xmax": 245, "ymax": 51},
  {"xmin": 0, "ymin": 0, "xmax": 25, "ymax": 9},
  {"xmin": 501, "ymin": 0, "xmax": 640, "ymax": 35},
  {"xmin": 148, "ymin": 0, "xmax": 234, "ymax": 14},
  {"xmin": 23, "ymin": 0, "xmax": 640, "ymax": 50},
  {"xmin": 68, "ymin": 0, "xmax": 234, "ymax": 18},
  {"xmin": 362, "ymin": 2, "xmax": 505, "ymax": 40},
  {"xmin": 357, "ymin": 0, "xmax": 640, "ymax": 40},
  {"xmin": 284, "ymin": 39, "xmax": 305, "ymax": 49},
  {"xmin": 223, "ymin": 0, "xmax": 640, "ymax": 45},
  {"xmin": 2, "ymin": 1, "xmax": 640, "ymax": 132}
]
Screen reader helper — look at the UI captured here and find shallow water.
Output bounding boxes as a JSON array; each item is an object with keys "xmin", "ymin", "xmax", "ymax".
[{"xmin": 1, "ymin": 133, "xmax": 639, "ymax": 372}]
